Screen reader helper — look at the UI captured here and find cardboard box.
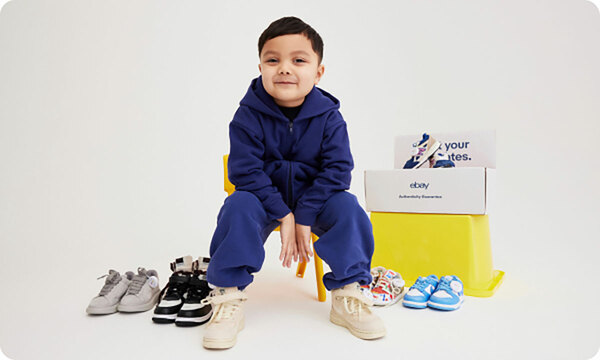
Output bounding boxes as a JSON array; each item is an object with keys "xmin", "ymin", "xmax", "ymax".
[{"xmin": 364, "ymin": 167, "xmax": 495, "ymax": 214}]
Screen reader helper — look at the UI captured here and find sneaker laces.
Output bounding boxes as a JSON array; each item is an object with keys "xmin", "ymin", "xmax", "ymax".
[
  {"xmin": 97, "ymin": 271, "xmax": 121, "ymax": 296},
  {"xmin": 126, "ymin": 268, "xmax": 148, "ymax": 295},
  {"xmin": 339, "ymin": 295, "xmax": 371, "ymax": 319},
  {"xmin": 158, "ymin": 272, "xmax": 189, "ymax": 301},
  {"xmin": 201, "ymin": 290, "xmax": 247, "ymax": 324},
  {"xmin": 411, "ymin": 276, "xmax": 432, "ymax": 293},
  {"xmin": 435, "ymin": 276, "xmax": 459, "ymax": 294}
]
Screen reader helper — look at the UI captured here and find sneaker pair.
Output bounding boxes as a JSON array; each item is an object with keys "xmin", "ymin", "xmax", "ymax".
[
  {"xmin": 152, "ymin": 255, "xmax": 212, "ymax": 327},
  {"xmin": 201, "ymin": 281, "xmax": 387, "ymax": 350},
  {"xmin": 402, "ymin": 275, "xmax": 464, "ymax": 311},
  {"xmin": 86, "ymin": 267, "xmax": 160, "ymax": 315},
  {"xmin": 362, "ymin": 267, "xmax": 405, "ymax": 306},
  {"xmin": 403, "ymin": 133, "xmax": 455, "ymax": 169}
]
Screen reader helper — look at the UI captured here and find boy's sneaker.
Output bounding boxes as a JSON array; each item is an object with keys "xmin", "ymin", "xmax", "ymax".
[
  {"xmin": 152, "ymin": 256, "xmax": 194, "ymax": 324},
  {"xmin": 330, "ymin": 282, "xmax": 386, "ymax": 340},
  {"xmin": 370, "ymin": 269, "xmax": 405, "ymax": 306},
  {"xmin": 403, "ymin": 133, "xmax": 441, "ymax": 169},
  {"xmin": 432, "ymin": 150, "xmax": 456, "ymax": 168},
  {"xmin": 402, "ymin": 275, "xmax": 439, "ymax": 309},
  {"xmin": 427, "ymin": 275, "xmax": 464, "ymax": 311},
  {"xmin": 86, "ymin": 270, "xmax": 134, "ymax": 315},
  {"xmin": 175, "ymin": 257, "xmax": 212, "ymax": 327},
  {"xmin": 117, "ymin": 267, "xmax": 161, "ymax": 313},
  {"xmin": 202, "ymin": 287, "xmax": 248, "ymax": 350}
]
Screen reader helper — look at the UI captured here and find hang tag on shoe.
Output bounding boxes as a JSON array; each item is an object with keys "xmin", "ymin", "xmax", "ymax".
[{"xmin": 148, "ymin": 276, "xmax": 159, "ymax": 288}]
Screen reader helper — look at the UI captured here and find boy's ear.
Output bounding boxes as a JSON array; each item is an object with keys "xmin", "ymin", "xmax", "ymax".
[
  {"xmin": 314, "ymin": 64, "xmax": 325, "ymax": 85},
  {"xmin": 258, "ymin": 64, "xmax": 262, "ymax": 73}
]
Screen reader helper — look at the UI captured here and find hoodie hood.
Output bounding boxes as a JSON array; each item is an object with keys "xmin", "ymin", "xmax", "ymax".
[{"xmin": 239, "ymin": 76, "xmax": 340, "ymax": 121}]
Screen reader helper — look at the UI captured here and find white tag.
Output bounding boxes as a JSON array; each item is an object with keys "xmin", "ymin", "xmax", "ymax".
[
  {"xmin": 148, "ymin": 276, "xmax": 159, "ymax": 288},
  {"xmin": 450, "ymin": 280, "xmax": 463, "ymax": 293}
]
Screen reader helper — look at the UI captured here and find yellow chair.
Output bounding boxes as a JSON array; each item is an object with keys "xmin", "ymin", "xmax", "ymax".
[{"xmin": 223, "ymin": 155, "xmax": 327, "ymax": 302}]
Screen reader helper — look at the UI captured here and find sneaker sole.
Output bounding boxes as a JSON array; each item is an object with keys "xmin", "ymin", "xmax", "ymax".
[
  {"xmin": 118, "ymin": 292, "xmax": 161, "ymax": 313},
  {"xmin": 152, "ymin": 313, "xmax": 177, "ymax": 323},
  {"xmin": 86, "ymin": 304, "xmax": 118, "ymax": 315},
  {"xmin": 175, "ymin": 311, "xmax": 212, "ymax": 327},
  {"xmin": 402, "ymin": 299, "xmax": 428, "ymax": 309},
  {"xmin": 414, "ymin": 141, "xmax": 441, "ymax": 168},
  {"xmin": 329, "ymin": 310, "xmax": 386, "ymax": 340},
  {"xmin": 427, "ymin": 298, "xmax": 464, "ymax": 311},
  {"xmin": 202, "ymin": 318, "xmax": 244, "ymax": 349}
]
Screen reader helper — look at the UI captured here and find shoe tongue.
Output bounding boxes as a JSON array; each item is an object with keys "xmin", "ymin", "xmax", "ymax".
[
  {"xmin": 137, "ymin": 267, "xmax": 147, "ymax": 276},
  {"xmin": 171, "ymin": 255, "xmax": 193, "ymax": 273},
  {"xmin": 443, "ymin": 275, "xmax": 453, "ymax": 282},
  {"xmin": 106, "ymin": 270, "xmax": 120, "ymax": 283},
  {"xmin": 195, "ymin": 257, "xmax": 210, "ymax": 271}
]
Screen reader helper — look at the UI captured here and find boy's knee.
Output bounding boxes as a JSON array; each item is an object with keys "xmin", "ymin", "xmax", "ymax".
[
  {"xmin": 328, "ymin": 191, "xmax": 359, "ymax": 209},
  {"xmin": 222, "ymin": 191, "xmax": 264, "ymax": 216}
]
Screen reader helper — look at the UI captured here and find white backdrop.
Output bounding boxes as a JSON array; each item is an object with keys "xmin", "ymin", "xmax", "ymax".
[{"xmin": 1, "ymin": 1, "xmax": 599, "ymax": 359}]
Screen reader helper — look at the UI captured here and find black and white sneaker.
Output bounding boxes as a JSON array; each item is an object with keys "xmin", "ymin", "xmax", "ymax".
[
  {"xmin": 152, "ymin": 256, "xmax": 193, "ymax": 324},
  {"xmin": 175, "ymin": 257, "xmax": 212, "ymax": 327}
]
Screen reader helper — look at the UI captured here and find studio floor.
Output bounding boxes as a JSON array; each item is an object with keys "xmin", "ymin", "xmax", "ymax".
[{"xmin": 1, "ymin": 235, "xmax": 598, "ymax": 360}]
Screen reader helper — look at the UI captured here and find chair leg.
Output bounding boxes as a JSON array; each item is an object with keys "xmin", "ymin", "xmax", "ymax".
[
  {"xmin": 295, "ymin": 234, "xmax": 327, "ymax": 302},
  {"xmin": 312, "ymin": 234, "xmax": 326, "ymax": 302},
  {"xmin": 296, "ymin": 260, "xmax": 307, "ymax": 278}
]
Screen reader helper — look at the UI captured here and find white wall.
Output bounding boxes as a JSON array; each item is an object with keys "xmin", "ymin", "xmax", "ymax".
[{"xmin": 0, "ymin": 0, "xmax": 599, "ymax": 357}]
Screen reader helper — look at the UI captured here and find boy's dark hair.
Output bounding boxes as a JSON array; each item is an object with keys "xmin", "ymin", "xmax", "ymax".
[{"xmin": 258, "ymin": 16, "xmax": 324, "ymax": 64}]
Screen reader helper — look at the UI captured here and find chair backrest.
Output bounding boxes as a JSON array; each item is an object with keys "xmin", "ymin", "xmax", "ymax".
[{"xmin": 223, "ymin": 154, "xmax": 235, "ymax": 196}]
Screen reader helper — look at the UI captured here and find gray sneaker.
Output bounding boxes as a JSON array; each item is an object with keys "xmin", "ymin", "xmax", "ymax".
[
  {"xmin": 118, "ymin": 267, "xmax": 161, "ymax": 313},
  {"xmin": 86, "ymin": 270, "xmax": 134, "ymax": 315}
]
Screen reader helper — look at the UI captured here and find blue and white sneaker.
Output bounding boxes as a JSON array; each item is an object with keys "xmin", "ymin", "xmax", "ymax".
[
  {"xmin": 403, "ymin": 133, "xmax": 441, "ymax": 169},
  {"xmin": 427, "ymin": 275, "xmax": 464, "ymax": 311},
  {"xmin": 402, "ymin": 275, "xmax": 439, "ymax": 309},
  {"xmin": 432, "ymin": 150, "xmax": 456, "ymax": 168}
]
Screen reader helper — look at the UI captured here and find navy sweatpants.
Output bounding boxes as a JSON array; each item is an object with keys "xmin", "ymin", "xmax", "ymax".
[{"xmin": 206, "ymin": 191, "xmax": 374, "ymax": 291}]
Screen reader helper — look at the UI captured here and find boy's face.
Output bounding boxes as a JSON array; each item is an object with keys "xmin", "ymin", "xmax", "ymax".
[{"xmin": 259, "ymin": 34, "xmax": 325, "ymax": 107}]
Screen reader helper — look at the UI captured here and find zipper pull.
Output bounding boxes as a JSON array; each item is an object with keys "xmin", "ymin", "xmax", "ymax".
[{"xmin": 288, "ymin": 121, "xmax": 293, "ymax": 133}]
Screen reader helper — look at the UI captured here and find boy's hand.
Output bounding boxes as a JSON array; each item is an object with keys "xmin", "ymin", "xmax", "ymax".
[
  {"xmin": 278, "ymin": 212, "xmax": 298, "ymax": 268},
  {"xmin": 295, "ymin": 223, "xmax": 313, "ymax": 263}
]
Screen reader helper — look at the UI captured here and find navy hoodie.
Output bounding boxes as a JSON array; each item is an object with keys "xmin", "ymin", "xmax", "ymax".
[{"xmin": 228, "ymin": 76, "xmax": 354, "ymax": 226}]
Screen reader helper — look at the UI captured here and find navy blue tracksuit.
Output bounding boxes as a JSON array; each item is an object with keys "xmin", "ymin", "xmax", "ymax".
[{"xmin": 207, "ymin": 77, "xmax": 374, "ymax": 290}]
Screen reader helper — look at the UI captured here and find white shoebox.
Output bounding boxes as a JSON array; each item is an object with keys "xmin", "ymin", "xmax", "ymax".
[
  {"xmin": 364, "ymin": 167, "xmax": 495, "ymax": 214},
  {"xmin": 365, "ymin": 130, "xmax": 496, "ymax": 215}
]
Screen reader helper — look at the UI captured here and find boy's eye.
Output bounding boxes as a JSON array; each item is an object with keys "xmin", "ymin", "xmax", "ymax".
[
  {"xmin": 266, "ymin": 58, "xmax": 278, "ymax": 63},
  {"xmin": 294, "ymin": 58, "xmax": 306, "ymax": 63}
]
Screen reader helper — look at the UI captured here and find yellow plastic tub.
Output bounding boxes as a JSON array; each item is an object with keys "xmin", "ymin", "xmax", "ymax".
[{"xmin": 370, "ymin": 212, "xmax": 504, "ymax": 297}]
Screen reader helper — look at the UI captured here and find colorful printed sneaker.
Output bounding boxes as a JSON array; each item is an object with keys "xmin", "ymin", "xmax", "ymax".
[
  {"xmin": 86, "ymin": 270, "xmax": 134, "ymax": 315},
  {"xmin": 427, "ymin": 275, "xmax": 464, "ymax": 311},
  {"xmin": 175, "ymin": 257, "xmax": 213, "ymax": 327},
  {"xmin": 370, "ymin": 269, "xmax": 405, "ymax": 306},
  {"xmin": 369, "ymin": 266, "xmax": 386, "ymax": 287},
  {"xmin": 152, "ymin": 256, "xmax": 193, "ymax": 324},
  {"xmin": 432, "ymin": 150, "xmax": 456, "ymax": 168},
  {"xmin": 402, "ymin": 275, "xmax": 439, "ymax": 309},
  {"xmin": 117, "ymin": 267, "xmax": 161, "ymax": 313},
  {"xmin": 403, "ymin": 133, "xmax": 441, "ymax": 169}
]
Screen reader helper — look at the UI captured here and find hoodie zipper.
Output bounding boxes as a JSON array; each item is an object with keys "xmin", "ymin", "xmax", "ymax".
[
  {"xmin": 288, "ymin": 121, "xmax": 293, "ymax": 133},
  {"xmin": 287, "ymin": 161, "xmax": 292, "ymax": 206}
]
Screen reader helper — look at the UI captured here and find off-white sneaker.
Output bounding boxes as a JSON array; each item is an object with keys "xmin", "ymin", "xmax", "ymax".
[
  {"xmin": 86, "ymin": 270, "xmax": 134, "ymax": 315},
  {"xmin": 201, "ymin": 287, "xmax": 247, "ymax": 349},
  {"xmin": 330, "ymin": 282, "xmax": 386, "ymax": 340}
]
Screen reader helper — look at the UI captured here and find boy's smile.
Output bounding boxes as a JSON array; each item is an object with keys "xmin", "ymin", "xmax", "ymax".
[{"xmin": 259, "ymin": 34, "xmax": 325, "ymax": 107}]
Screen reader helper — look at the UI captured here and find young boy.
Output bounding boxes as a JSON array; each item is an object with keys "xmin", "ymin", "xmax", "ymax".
[{"xmin": 202, "ymin": 16, "xmax": 385, "ymax": 349}]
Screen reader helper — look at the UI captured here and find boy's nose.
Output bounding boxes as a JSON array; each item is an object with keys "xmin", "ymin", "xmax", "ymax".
[{"xmin": 278, "ymin": 68, "xmax": 291, "ymax": 75}]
